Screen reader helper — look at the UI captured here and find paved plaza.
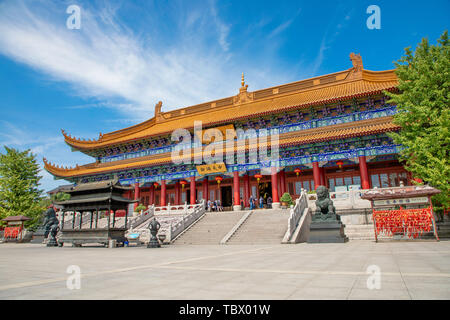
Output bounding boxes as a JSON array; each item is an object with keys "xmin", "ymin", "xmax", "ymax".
[{"xmin": 0, "ymin": 241, "xmax": 449, "ymax": 300}]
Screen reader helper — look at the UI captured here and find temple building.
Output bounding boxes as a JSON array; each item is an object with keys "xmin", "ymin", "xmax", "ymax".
[{"xmin": 44, "ymin": 53, "xmax": 411, "ymax": 210}]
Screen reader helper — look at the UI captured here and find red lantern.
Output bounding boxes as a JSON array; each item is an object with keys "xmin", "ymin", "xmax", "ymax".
[
  {"xmin": 294, "ymin": 168, "xmax": 302, "ymax": 177},
  {"xmin": 254, "ymin": 173, "xmax": 263, "ymax": 183},
  {"xmin": 215, "ymin": 176, "xmax": 223, "ymax": 185},
  {"xmin": 180, "ymin": 180, "xmax": 188, "ymax": 190},
  {"xmin": 153, "ymin": 182, "xmax": 159, "ymax": 189},
  {"xmin": 336, "ymin": 160, "xmax": 344, "ymax": 169}
]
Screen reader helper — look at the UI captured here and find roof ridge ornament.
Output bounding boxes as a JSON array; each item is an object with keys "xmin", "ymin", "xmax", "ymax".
[
  {"xmin": 234, "ymin": 72, "xmax": 253, "ymax": 105},
  {"xmin": 154, "ymin": 101, "xmax": 166, "ymax": 123},
  {"xmin": 349, "ymin": 53, "xmax": 363, "ymax": 79}
]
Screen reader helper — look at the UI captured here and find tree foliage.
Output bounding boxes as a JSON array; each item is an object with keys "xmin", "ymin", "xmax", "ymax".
[
  {"xmin": 0, "ymin": 146, "xmax": 44, "ymax": 228},
  {"xmin": 51, "ymin": 192, "xmax": 71, "ymax": 202},
  {"xmin": 134, "ymin": 204, "xmax": 146, "ymax": 212},
  {"xmin": 280, "ymin": 192, "xmax": 294, "ymax": 206},
  {"xmin": 385, "ymin": 30, "xmax": 449, "ymax": 211}
]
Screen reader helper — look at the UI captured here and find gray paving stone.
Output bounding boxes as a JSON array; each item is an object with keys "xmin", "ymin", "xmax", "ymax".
[{"xmin": 1, "ymin": 241, "xmax": 449, "ymax": 299}]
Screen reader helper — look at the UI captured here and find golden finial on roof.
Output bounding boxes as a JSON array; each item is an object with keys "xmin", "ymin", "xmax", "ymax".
[{"xmin": 241, "ymin": 72, "xmax": 245, "ymax": 87}]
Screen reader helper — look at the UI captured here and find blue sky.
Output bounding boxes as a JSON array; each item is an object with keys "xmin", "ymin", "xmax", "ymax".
[{"xmin": 0, "ymin": 0, "xmax": 448, "ymax": 193}]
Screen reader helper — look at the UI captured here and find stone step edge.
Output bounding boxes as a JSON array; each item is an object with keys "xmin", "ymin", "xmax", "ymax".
[
  {"xmin": 170, "ymin": 213, "xmax": 207, "ymax": 244},
  {"xmin": 220, "ymin": 211, "xmax": 253, "ymax": 244}
]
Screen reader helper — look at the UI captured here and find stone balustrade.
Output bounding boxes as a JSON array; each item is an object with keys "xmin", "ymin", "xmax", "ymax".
[{"xmin": 307, "ymin": 189, "xmax": 371, "ymax": 211}]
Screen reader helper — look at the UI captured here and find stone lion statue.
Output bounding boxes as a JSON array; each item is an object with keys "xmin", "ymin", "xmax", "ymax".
[
  {"xmin": 315, "ymin": 186, "xmax": 336, "ymax": 216},
  {"xmin": 42, "ymin": 206, "xmax": 59, "ymax": 238}
]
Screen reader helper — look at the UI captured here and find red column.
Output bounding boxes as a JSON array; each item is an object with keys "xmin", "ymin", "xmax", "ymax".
[
  {"xmin": 202, "ymin": 178, "xmax": 208, "ymax": 202},
  {"xmin": 271, "ymin": 168, "xmax": 280, "ymax": 203},
  {"xmin": 134, "ymin": 182, "xmax": 140, "ymax": 209},
  {"xmin": 256, "ymin": 183, "xmax": 260, "ymax": 200},
  {"xmin": 359, "ymin": 155, "xmax": 370, "ymax": 189},
  {"xmin": 313, "ymin": 162, "xmax": 321, "ymax": 190},
  {"xmin": 244, "ymin": 174, "xmax": 250, "ymax": 207},
  {"xmin": 320, "ymin": 167, "xmax": 326, "ymax": 186},
  {"xmin": 233, "ymin": 171, "xmax": 241, "ymax": 207},
  {"xmin": 175, "ymin": 181, "xmax": 180, "ymax": 205},
  {"xmin": 190, "ymin": 176, "xmax": 196, "ymax": 204},
  {"xmin": 149, "ymin": 185, "xmax": 154, "ymax": 205},
  {"xmin": 160, "ymin": 180, "xmax": 166, "ymax": 206},
  {"xmin": 280, "ymin": 170, "xmax": 286, "ymax": 195},
  {"xmin": 277, "ymin": 172, "xmax": 281, "ymax": 196}
]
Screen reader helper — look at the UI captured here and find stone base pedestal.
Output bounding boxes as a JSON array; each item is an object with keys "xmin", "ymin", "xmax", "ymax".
[
  {"xmin": 31, "ymin": 228, "xmax": 46, "ymax": 244},
  {"xmin": 271, "ymin": 202, "xmax": 281, "ymax": 209},
  {"xmin": 233, "ymin": 205, "xmax": 242, "ymax": 211},
  {"xmin": 46, "ymin": 237, "xmax": 59, "ymax": 247},
  {"xmin": 31, "ymin": 235, "xmax": 46, "ymax": 244},
  {"xmin": 307, "ymin": 214, "xmax": 348, "ymax": 243},
  {"xmin": 147, "ymin": 236, "xmax": 161, "ymax": 248}
]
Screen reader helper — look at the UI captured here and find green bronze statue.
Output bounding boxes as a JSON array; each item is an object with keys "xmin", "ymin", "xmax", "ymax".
[
  {"xmin": 42, "ymin": 206, "xmax": 60, "ymax": 246},
  {"xmin": 147, "ymin": 218, "xmax": 161, "ymax": 248},
  {"xmin": 313, "ymin": 186, "xmax": 338, "ymax": 221}
]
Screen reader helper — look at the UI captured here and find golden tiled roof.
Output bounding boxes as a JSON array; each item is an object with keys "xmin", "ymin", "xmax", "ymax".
[
  {"xmin": 45, "ymin": 116, "xmax": 400, "ymax": 178},
  {"xmin": 61, "ymin": 56, "xmax": 398, "ymax": 151}
]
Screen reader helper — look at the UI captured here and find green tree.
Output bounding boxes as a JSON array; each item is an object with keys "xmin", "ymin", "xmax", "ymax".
[
  {"xmin": 385, "ymin": 30, "xmax": 449, "ymax": 212},
  {"xmin": 0, "ymin": 146, "xmax": 44, "ymax": 228},
  {"xmin": 51, "ymin": 192, "xmax": 70, "ymax": 202}
]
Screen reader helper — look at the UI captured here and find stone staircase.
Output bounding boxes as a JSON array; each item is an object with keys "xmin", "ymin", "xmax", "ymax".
[
  {"xmin": 437, "ymin": 219, "xmax": 450, "ymax": 239},
  {"xmin": 227, "ymin": 209, "xmax": 290, "ymax": 244},
  {"xmin": 173, "ymin": 211, "xmax": 246, "ymax": 245},
  {"xmin": 344, "ymin": 224, "xmax": 377, "ymax": 240}
]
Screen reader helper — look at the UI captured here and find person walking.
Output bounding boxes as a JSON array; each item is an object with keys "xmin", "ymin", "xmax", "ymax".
[
  {"xmin": 207, "ymin": 199, "xmax": 212, "ymax": 212},
  {"xmin": 249, "ymin": 195, "xmax": 254, "ymax": 210},
  {"xmin": 259, "ymin": 196, "xmax": 264, "ymax": 209},
  {"xmin": 267, "ymin": 196, "xmax": 273, "ymax": 209}
]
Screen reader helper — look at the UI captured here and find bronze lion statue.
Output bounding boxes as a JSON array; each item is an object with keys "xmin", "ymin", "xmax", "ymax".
[{"xmin": 315, "ymin": 186, "xmax": 336, "ymax": 216}]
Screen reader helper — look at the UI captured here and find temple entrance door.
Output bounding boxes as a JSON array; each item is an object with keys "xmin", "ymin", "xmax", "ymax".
[
  {"xmin": 258, "ymin": 182, "xmax": 272, "ymax": 202},
  {"xmin": 185, "ymin": 190, "xmax": 198, "ymax": 204},
  {"xmin": 221, "ymin": 186, "xmax": 232, "ymax": 210}
]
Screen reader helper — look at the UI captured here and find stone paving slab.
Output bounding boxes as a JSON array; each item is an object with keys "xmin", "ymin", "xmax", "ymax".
[{"xmin": 0, "ymin": 241, "xmax": 449, "ymax": 299}]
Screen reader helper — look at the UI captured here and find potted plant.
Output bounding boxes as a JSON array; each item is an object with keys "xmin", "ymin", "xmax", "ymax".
[
  {"xmin": 280, "ymin": 193, "xmax": 294, "ymax": 208},
  {"xmin": 134, "ymin": 204, "xmax": 146, "ymax": 216}
]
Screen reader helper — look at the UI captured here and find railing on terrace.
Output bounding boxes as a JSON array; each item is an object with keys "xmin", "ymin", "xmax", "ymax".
[
  {"xmin": 166, "ymin": 200, "xmax": 206, "ymax": 242},
  {"xmin": 306, "ymin": 189, "xmax": 371, "ymax": 210},
  {"xmin": 283, "ymin": 190, "xmax": 309, "ymax": 243},
  {"xmin": 129, "ymin": 205, "xmax": 155, "ymax": 229},
  {"xmin": 154, "ymin": 201, "xmax": 205, "ymax": 215}
]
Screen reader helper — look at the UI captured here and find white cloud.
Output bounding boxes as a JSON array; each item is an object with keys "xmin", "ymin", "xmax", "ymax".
[
  {"xmin": 0, "ymin": 0, "xmax": 321, "ymax": 192},
  {"xmin": 0, "ymin": 0, "xmax": 290, "ymax": 121},
  {"xmin": 268, "ymin": 19, "xmax": 294, "ymax": 39},
  {"xmin": 267, "ymin": 9, "xmax": 301, "ymax": 39}
]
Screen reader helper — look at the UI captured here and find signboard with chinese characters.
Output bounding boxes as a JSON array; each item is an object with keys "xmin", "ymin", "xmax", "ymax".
[
  {"xmin": 196, "ymin": 163, "xmax": 227, "ymax": 176},
  {"xmin": 373, "ymin": 196, "xmax": 428, "ymax": 207},
  {"xmin": 6, "ymin": 221, "xmax": 23, "ymax": 226}
]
